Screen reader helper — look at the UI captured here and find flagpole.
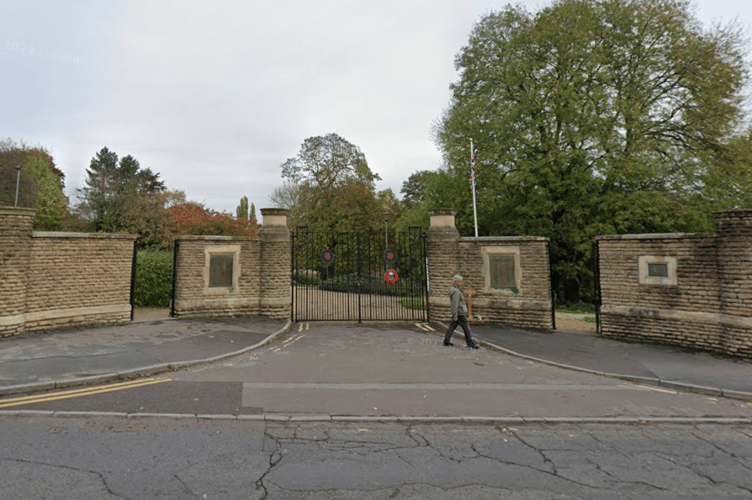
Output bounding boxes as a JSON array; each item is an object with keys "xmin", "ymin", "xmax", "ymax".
[{"xmin": 470, "ymin": 139, "xmax": 479, "ymax": 237}]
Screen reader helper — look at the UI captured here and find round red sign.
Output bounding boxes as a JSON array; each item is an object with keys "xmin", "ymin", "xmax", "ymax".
[{"xmin": 384, "ymin": 269, "xmax": 399, "ymax": 284}]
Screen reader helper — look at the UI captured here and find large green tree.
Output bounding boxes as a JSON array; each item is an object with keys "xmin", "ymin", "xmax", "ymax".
[
  {"xmin": 391, "ymin": 170, "xmax": 441, "ymax": 232},
  {"xmin": 400, "ymin": 170, "xmax": 437, "ymax": 210},
  {"xmin": 280, "ymin": 133, "xmax": 385, "ymax": 233},
  {"xmin": 434, "ymin": 0, "xmax": 750, "ymax": 303},
  {"xmin": 76, "ymin": 147, "xmax": 167, "ymax": 245},
  {"xmin": 281, "ymin": 133, "xmax": 379, "ymax": 191},
  {"xmin": 0, "ymin": 139, "xmax": 68, "ymax": 230}
]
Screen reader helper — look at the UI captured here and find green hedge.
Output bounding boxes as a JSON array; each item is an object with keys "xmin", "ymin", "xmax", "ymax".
[{"xmin": 134, "ymin": 249, "xmax": 173, "ymax": 308}]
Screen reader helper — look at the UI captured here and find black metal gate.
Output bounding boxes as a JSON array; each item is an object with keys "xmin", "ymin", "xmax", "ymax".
[
  {"xmin": 292, "ymin": 227, "xmax": 428, "ymax": 322},
  {"xmin": 593, "ymin": 239, "xmax": 601, "ymax": 335}
]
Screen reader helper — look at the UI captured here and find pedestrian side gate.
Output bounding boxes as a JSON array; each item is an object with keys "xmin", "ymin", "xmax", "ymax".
[{"xmin": 291, "ymin": 227, "xmax": 428, "ymax": 322}]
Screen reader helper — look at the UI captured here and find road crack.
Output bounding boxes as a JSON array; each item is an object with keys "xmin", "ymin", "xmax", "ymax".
[
  {"xmin": 173, "ymin": 473, "xmax": 203, "ymax": 499},
  {"xmin": 1, "ymin": 457, "xmax": 132, "ymax": 499},
  {"xmin": 256, "ymin": 424, "xmax": 285, "ymax": 499},
  {"xmin": 506, "ymin": 427, "xmax": 558, "ymax": 475},
  {"xmin": 691, "ymin": 429, "xmax": 752, "ymax": 474}
]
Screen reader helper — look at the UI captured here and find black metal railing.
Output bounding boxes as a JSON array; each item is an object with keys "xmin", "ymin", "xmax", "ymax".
[{"xmin": 292, "ymin": 227, "xmax": 428, "ymax": 322}]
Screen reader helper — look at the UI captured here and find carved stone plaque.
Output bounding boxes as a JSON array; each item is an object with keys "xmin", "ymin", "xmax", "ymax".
[{"xmin": 209, "ymin": 254, "xmax": 234, "ymax": 288}]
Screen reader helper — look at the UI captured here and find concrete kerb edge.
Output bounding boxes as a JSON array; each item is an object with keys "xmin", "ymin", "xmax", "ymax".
[
  {"xmin": 0, "ymin": 319, "xmax": 294, "ymax": 397},
  {"xmin": 0, "ymin": 381, "xmax": 55, "ymax": 397},
  {"xmin": 118, "ymin": 319, "xmax": 295, "ymax": 377},
  {"xmin": 722, "ymin": 389, "xmax": 752, "ymax": 401},
  {"xmin": 0, "ymin": 411, "xmax": 750, "ymax": 425},
  {"xmin": 434, "ymin": 322, "xmax": 664, "ymax": 386},
  {"xmin": 658, "ymin": 380, "xmax": 723, "ymax": 397},
  {"xmin": 441, "ymin": 323, "xmax": 752, "ymax": 402},
  {"xmin": 56, "ymin": 373, "xmax": 121, "ymax": 389},
  {"xmin": 192, "ymin": 319, "xmax": 295, "ymax": 364}
]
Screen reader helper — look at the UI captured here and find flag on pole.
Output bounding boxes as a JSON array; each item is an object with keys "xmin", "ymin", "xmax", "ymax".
[{"xmin": 470, "ymin": 150, "xmax": 477, "ymax": 187}]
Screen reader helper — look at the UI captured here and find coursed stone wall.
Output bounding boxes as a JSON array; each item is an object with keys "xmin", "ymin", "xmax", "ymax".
[
  {"xmin": 0, "ymin": 208, "xmax": 35, "ymax": 336},
  {"xmin": 597, "ymin": 210, "xmax": 752, "ymax": 359},
  {"xmin": 172, "ymin": 209, "xmax": 291, "ymax": 320},
  {"xmin": 716, "ymin": 211, "xmax": 752, "ymax": 359},
  {"xmin": 0, "ymin": 207, "xmax": 136, "ymax": 336},
  {"xmin": 26, "ymin": 232, "xmax": 136, "ymax": 330},
  {"xmin": 427, "ymin": 209, "xmax": 553, "ymax": 329}
]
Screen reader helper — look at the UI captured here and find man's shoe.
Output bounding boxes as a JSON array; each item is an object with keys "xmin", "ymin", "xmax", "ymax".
[
  {"xmin": 468, "ymin": 343, "xmax": 480, "ymax": 349},
  {"xmin": 443, "ymin": 341, "xmax": 454, "ymax": 346}
]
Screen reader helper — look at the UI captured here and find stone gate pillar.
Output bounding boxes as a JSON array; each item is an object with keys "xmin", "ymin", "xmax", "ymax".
[
  {"xmin": 0, "ymin": 208, "xmax": 35, "ymax": 336},
  {"xmin": 715, "ymin": 210, "xmax": 752, "ymax": 358},
  {"xmin": 259, "ymin": 208, "xmax": 291, "ymax": 319},
  {"xmin": 427, "ymin": 209, "xmax": 460, "ymax": 322}
]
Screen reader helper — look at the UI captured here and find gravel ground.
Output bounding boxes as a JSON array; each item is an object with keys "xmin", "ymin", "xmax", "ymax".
[{"xmin": 555, "ymin": 312, "xmax": 596, "ymax": 333}]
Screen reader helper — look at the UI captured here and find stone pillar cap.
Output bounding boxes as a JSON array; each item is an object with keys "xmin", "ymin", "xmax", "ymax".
[
  {"xmin": 428, "ymin": 209, "xmax": 457, "ymax": 216},
  {"xmin": 260, "ymin": 208, "xmax": 290, "ymax": 216},
  {"xmin": 260, "ymin": 208, "xmax": 289, "ymax": 228}
]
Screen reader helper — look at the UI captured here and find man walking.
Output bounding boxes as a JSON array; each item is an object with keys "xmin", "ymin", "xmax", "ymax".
[{"xmin": 444, "ymin": 275, "xmax": 479, "ymax": 349}]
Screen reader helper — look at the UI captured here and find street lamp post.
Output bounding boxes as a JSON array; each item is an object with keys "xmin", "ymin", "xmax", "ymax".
[
  {"xmin": 384, "ymin": 212, "xmax": 389, "ymax": 248},
  {"xmin": 14, "ymin": 166, "xmax": 21, "ymax": 208}
]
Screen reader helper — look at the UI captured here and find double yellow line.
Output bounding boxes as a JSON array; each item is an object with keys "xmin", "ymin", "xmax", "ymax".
[
  {"xmin": 0, "ymin": 377, "xmax": 171, "ymax": 409},
  {"xmin": 271, "ymin": 333, "xmax": 304, "ymax": 353}
]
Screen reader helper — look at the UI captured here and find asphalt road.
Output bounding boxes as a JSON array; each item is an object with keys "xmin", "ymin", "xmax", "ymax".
[
  {"xmin": 3, "ymin": 323, "xmax": 752, "ymax": 499},
  {"xmin": 7, "ymin": 323, "xmax": 751, "ymax": 420},
  {"xmin": 2, "ymin": 416, "xmax": 752, "ymax": 499}
]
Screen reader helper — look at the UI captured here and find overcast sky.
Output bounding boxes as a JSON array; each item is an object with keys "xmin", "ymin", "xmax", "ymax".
[{"xmin": 2, "ymin": 0, "xmax": 751, "ymax": 215}]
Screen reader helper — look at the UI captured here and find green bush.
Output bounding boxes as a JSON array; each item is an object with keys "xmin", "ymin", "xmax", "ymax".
[{"xmin": 134, "ymin": 249, "xmax": 173, "ymax": 308}]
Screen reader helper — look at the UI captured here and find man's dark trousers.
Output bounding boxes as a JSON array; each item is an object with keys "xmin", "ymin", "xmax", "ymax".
[{"xmin": 444, "ymin": 314, "xmax": 476, "ymax": 346}]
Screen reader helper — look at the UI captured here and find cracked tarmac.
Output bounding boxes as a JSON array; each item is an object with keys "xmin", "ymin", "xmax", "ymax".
[
  {"xmin": 256, "ymin": 421, "xmax": 752, "ymax": 499},
  {"xmin": 3, "ymin": 321, "xmax": 752, "ymax": 498},
  {"xmin": 3, "ymin": 416, "xmax": 752, "ymax": 499}
]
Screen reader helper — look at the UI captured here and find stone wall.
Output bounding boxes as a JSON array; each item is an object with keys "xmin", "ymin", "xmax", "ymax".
[
  {"xmin": 172, "ymin": 209, "xmax": 291, "ymax": 320},
  {"xmin": 0, "ymin": 208, "xmax": 136, "ymax": 336},
  {"xmin": 0, "ymin": 207, "xmax": 292, "ymax": 335},
  {"xmin": 258, "ymin": 210, "xmax": 292, "ymax": 318},
  {"xmin": 716, "ymin": 211, "xmax": 752, "ymax": 359},
  {"xmin": 427, "ymin": 209, "xmax": 553, "ymax": 329},
  {"xmin": 597, "ymin": 210, "xmax": 752, "ymax": 359},
  {"xmin": 0, "ymin": 208, "xmax": 35, "ymax": 336}
]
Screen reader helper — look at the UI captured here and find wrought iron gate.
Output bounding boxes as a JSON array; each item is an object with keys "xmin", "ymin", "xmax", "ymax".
[
  {"xmin": 292, "ymin": 227, "xmax": 428, "ymax": 322},
  {"xmin": 593, "ymin": 239, "xmax": 602, "ymax": 335}
]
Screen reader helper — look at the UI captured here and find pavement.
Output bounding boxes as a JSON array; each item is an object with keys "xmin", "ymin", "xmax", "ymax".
[
  {"xmin": 1, "ymin": 311, "xmax": 752, "ymax": 422},
  {"xmin": 0, "ymin": 314, "xmax": 288, "ymax": 395},
  {"xmin": 472, "ymin": 323, "xmax": 752, "ymax": 400}
]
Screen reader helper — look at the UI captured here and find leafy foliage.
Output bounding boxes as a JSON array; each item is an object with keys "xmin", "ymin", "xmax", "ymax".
[
  {"xmin": 166, "ymin": 202, "xmax": 259, "ymax": 238},
  {"xmin": 279, "ymin": 134, "xmax": 390, "ymax": 233},
  {"xmin": 133, "ymin": 249, "xmax": 173, "ymax": 308},
  {"xmin": 433, "ymin": 0, "xmax": 750, "ymax": 303},
  {"xmin": 0, "ymin": 139, "xmax": 68, "ymax": 229},
  {"xmin": 281, "ymin": 133, "xmax": 379, "ymax": 190},
  {"xmin": 394, "ymin": 170, "xmax": 441, "ymax": 232},
  {"xmin": 400, "ymin": 170, "xmax": 436, "ymax": 210},
  {"xmin": 236, "ymin": 196, "xmax": 249, "ymax": 220},
  {"xmin": 75, "ymin": 147, "xmax": 169, "ymax": 246}
]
